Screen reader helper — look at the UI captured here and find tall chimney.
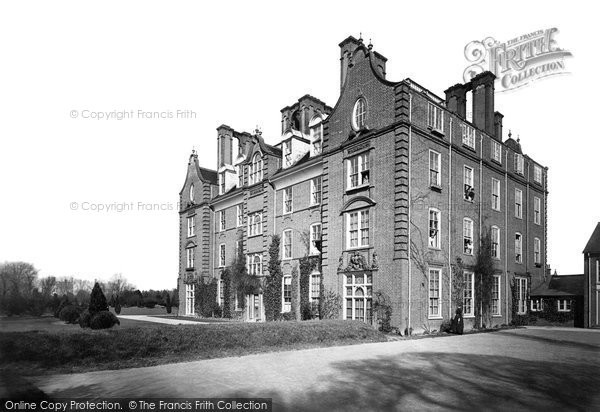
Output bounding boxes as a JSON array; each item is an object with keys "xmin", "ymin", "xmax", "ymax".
[
  {"xmin": 471, "ymin": 71, "xmax": 496, "ymax": 135},
  {"xmin": 444, "ymin": 84, "xmax": 467, "ymax": 119}
]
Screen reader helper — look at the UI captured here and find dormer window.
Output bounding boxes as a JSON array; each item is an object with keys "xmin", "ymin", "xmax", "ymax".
[
  {"xmin": 427, "ymin": 103, "xmax": 444, "ymax": 135},
  {"xmin": 189, "ymin": 184, "xmax": 194, "ymax": 203},
  {"xmin": 219, "ymin": 172, "xmax": 226, "ymax": 195},
  {"xmin": 352, "ymin": 98, "xmax": 366, "ymax": 130},
  {"xmin": 309, "ymin": 116, "xmax": 323, "ymax": 156},
  {"xmin": 249, "ymin": 153, "xmax": 263, "ymax": 185},
  {"xmin": 237, "ymin": 164, "xmax": 244, "ymax": 187},
  {"xmin": 283, "ymin": 140, "xmax": 292, "ymax": 167}
]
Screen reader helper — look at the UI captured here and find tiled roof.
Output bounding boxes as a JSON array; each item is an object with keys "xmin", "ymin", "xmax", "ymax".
[
  {"xmin": 530, "ymin": 275, "xmax": 584, "ymax": 297},
  {"xmin": 198, "ymin": 167, "xmax": 217, "ymax": 185},
  {"xmin": 583, "ymin": 222, "xmax": 600, "ymax": 253}
]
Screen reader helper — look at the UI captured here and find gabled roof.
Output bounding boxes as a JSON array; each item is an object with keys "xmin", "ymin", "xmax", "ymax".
[
  {"xmin": 530, "ymin": 275, "xmax": 584, "ymax": 297},
  {"xmin": 583, "ymin": 222, "xmax": 600, "ymax": 254},
  {"xmin": 198, "ymin": 166, "xmax": 217, "ymax": 185}
]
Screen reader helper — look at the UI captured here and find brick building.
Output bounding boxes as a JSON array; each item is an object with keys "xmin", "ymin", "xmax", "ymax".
[
  {"xmin": 583, "ymin": 222, "xmax": 600, "ymax": 327},
  {"xmin": 177, "ymin": 35, "xmax": 549, "ymax": 331}
]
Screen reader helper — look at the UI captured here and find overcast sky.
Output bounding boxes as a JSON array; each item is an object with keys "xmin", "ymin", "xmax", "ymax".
[{"xmin": 0, "ymin": 1, "xmax": 597, "ymax": 290}]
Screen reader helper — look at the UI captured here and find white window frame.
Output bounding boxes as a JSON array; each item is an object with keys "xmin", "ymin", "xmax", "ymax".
[
  {"xmin": 283, "ymin": 140, "xmax": 292, "ymax": 167},
  {"xmin": 464, "ymin": 165, "xmax": 474, "ymax": 201},
  {"xmin": 492, "ymin": 275, "xmax": 501, "ymax": 316},
  {"xmin": 186, "ymin": 247, "xmax": 195, "ymax": 269},
  {"xmin": 534, "ymin": 237, "xmax": 541, "ymax": 265},
  {"xmin": 283, "ymin": 187, "xmax": 293, "ymax": 214},
  {"xmin": 463, "ymin": 271, "xmax": 475, "ymax": 317},
  {"xmin": 491, "ymin": 141, "xmax": 502, "ymax": 163},
  {"xmin": 428, "ymin": 268, "xmax": 442, "ymax": 318},
  {"xmin": 534, "ymin": 197, "xmax": 541, "ymax": 225},
  {"xmin": 247, "ymin": 253, "xmax": 262, "ymax": 276},
  {"xmin": 427, "ymin": 103, "xmax": 444, "ymax": 133},
  {"xmin": 429, "ymin": 208, "xmax": 441, "ymax": 249},
  {"xmin": 309, "ymin": 272, "xmax": 321, "ymax": 303},
  {"xmin": 185, "ymin": 283, "xmax": 195, "ymax": 316},
  {"xmin": 310, "ymin": 177, "xmax": 322, "ymax": 206},
  {"xmin": 310, "ymin": 117, "xmax": 323, "ymax": 156},
  {"xmin": 219, "ymin": 210, "xmax": 226, "ymax": 232},
  {"xmin": 516, "ymin": 277, "xmax": 527, "ymax": 315},
  {"xmin": 347, "ymin": 152, "xmax": 370, "ymax": 189},
  {"xmin": 515, "ymin": 232, "xmax": 523, "ymax": 263},
  {"xmin": 282, "ymin": 275, "xmax": 292, "ymax": 312},
  {"xmin": 236, "ymin": 204, "xmax": 243, "ymax": 227},
  {"xmin": 557, "ymin": 299, "xmax": 571, "ymax": 312},
  {"xmin": 344, "ymin": 272, "xmax": 373, "ymax": 323},
  {"xmin": 531, "ymin": 298, "xmax": 543, "ymax": 312},
  {"xmin": 429, "ymin": 150, "xmax": 441, "ymax": 187},
  {"xmin": 310, "ymin": 223, "xmax": 322, "ymax": 256},
  {"xmin": 461, "ymin": 124, "xmax": 476, "ymax": 149},
  {"xmin": 248, "ymin": 212, "xmax": 263, "ymax": 237},
  {"xmin": 187, "ymin": 216, "xmax": 195, "ymax": 237},
  {"xmin": 492, "ymin": 178, "xmax": 501, "ymax": 211},
  {"xmin": 352, "ymin": 98, "xmax": 366, "ymax": 130},
  {"xmin": 463, "ymin": 218, "xmax": 474, "ymax": 255},
  {"xmin": 491, "ymin": 226, "xmax": 500, "ymax": 259},
  {"xmin": 237, "ymin": 164, "xmax": 244, "ymax": 188},
  {"xmin": 534, "ymin": 165, "xmax": 542, "ymax": 184},
  {"xmin": 283, "ymin": 229, "xmax": 292, "ymax": 260},
  {"xmin": 249, "ymin": 153, "xmax": 263, "ymax": 185},
  {"xmin": 217, "ymin": 279, "xmax": 224, "ymax": 306},
  {"xmin": 219, "ymin": 171, "xmax": 226, "ymax": 195},
  {"xmin": 514, "ymin": 154, "xmax": 524, "ymax": 175},
  {"xmin": 189, "ymin": 184, "xmax": 194, "ymax": 203},
  {"xmin": 346, "ymin": 208, "xmax": 370, "ymax": 249},
  {"xmin": 515, "ymin": 188, "xmax": 523, "ymax": 219},
  {"xmin": 219, "ymin": 243, "xmax": 226, "ymax": 268}
]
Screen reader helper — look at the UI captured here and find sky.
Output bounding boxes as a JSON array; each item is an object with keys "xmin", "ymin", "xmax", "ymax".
[{"xmin": 0, "ymin": 1, "xmax": 598, "ymax": 289}]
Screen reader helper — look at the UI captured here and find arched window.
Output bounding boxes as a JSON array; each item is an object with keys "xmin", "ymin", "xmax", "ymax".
[
  {"xmin": 352, "ymin": 98, "xmax": 366, "ymax": 130},
  {"xmin": 249, "ymin": 153, "xmax": 263, "ymax": 185},
  {"xmin": 291, "ymin": 111, "xmax": 301, "ymax": 131},
  {"xmin": 309, "ymin": 116, "xmax": 323, "ymax": 155},
  {"xmin": 189, "ymin": 184, "xmax": 194, "ymax": 203}
]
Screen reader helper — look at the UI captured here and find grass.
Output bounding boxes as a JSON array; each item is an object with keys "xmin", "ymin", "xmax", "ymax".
[{"xmin": 0, "ymin": 320, "xmax": 386, "ymax": 375}]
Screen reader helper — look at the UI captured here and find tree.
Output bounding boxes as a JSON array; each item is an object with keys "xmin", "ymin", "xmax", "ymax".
[
  {"xmin": 89, "ymin": 282, "xmax": 109, "ymax": 315},
  {"xmin": 39, "ymin": 276, "xmax": 57, "ymax": 298},
  {"xmin": 474, "ymin": 229, "xmax": 496, "ymax": 328},
  {"xmin": 0, "ymin": 262, "xmax": 39, "ymax": 315},
  {"xmin": 107, "ymin": 273, "xmax": 133, "ymax": 297}
]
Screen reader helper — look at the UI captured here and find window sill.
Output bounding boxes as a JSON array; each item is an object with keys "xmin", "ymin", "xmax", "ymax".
[
  {"xmin": 186, "ymin": 268, "xmax": 195, "ymax": 272},
  {"xmin": 428, "ymin": 316, "xmax": 444, "ymax": 320},
  {"xmin": 463, "ymin": 198, "xmax": 474, "ymax": 203},
  {"xmin": 346, "ymin": 184, "xmax": 371, "ymax": 194},
  {"xmin": 344, "ymin": 245, "xmax": 371, "ymax": 252},
  {"xmin": 428, "ymin": 247, "xmax": 442, "ymax": 251},
  {"xmin": 283, "ymin": 211, "xmax": 293, "ymax": 216},
  {"xmin": 430, "ymin": 184, "xmax": 442, "ymax": 192},
  {"xmin": 463, "ymin": 314, "xmax": 475, "ymax": 319},
  {"xmin": 248, "ymin": 234, "xmax": 263, "ymax": 238},
  {"xmin": 428, "ymin": 126, "xmax": 445, "ymax": 137},
  {"xmin": 309, "ymin": 203, "xmax": 321, "ymax": 208},
  {"xmin": 492, "ymin": 314, "xmax": 503, "ymax": 318},
  {"xmin": 462, "ymin": 144, "xmax": 476, "ymax": 152},
  {"xmin": 491, "ymin": 158, "xmax": 502, "ymax": 166},
  {"xmin": 492, "ymin": 208, "xmax": 501, "ymax": 213}
]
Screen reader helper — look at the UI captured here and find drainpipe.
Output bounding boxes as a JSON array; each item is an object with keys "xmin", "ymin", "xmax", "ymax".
[
  {"xmin": 448, "ymin": 117, "xmax": 453, "ymax": 320},
  {"xmin": 479, "ymin": 134, "xmax": 483, "ymax": 328},
  {"xmin": 407, "ymin": 93, "xmax": 413, "ymax": 333},
  {"xmin": 504, "ymin": 149, "xmax": 509, "ymax": 321}
]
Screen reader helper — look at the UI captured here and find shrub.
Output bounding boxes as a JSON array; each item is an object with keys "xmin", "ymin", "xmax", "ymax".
[
  {"xmin": 54, "ymin": 296, "xmax": 69, "ymax": 318},
  {"xmin": 59, "ymin": 305, "xmax": 83, "ymax": 324},
  {"xmin": 79, "ymin": 310, "xmax": 92, "ymax": 328},
  {"xmin": 115, "ymin": 299, "xmax": 122, "ymax": 315},
  {"xmin": 165, "ymin": 293, "xmax": 172, "ymax": 314},
  {"xmin": 440, "ymin": 319, "xmax": 452, "ymax": 333},
  {"xmin": 90, "ymin": 311, "xmax": 120, "ymax": 329},
  {"xmin": 281, "ymin": 311, "xmax": 296, "ymax": 321},
  {"xmin": 89, "ymin": 282, "xmax": 109, "ymax": 315},
  {"xmin": 319, "ymin": 290, "xmax": 342, "ymax": 319}
]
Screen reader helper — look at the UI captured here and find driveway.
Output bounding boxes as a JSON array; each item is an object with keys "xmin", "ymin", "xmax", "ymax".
[
  {"xmin": 30, "ymin": 328, "xmax": 599, "ymax": 411},
  {"xmin": 117, "ymin": 315, "xmax": 216, "ymax": 325}
]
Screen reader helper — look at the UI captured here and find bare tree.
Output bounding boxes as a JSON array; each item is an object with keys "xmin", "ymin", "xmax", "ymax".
[
  {"xmin": 39, "ymin": 276, "xmax": 57, "ymax": 297},
  {"xmin": 55, "ymin": 276, "xmax": 74, "ymax": 296},
  {"xmin": 0, "ymin": 262, "xmax": 38, "ymax": 297},
  {"xmin": 107, "ymin": 273, "xmax": 133, "ymax": 297}
]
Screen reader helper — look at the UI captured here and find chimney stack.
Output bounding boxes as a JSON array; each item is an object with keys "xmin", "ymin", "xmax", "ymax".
[
  {"xmin": 339, "ymin": 36, "xmax": 363, "ymax": 90},
  {"xmin": 471, "ymin": 71, "xmax": 496, "ymax": 136},
  {"xmin": 444, "ymin": 84, "xmax": 468, "ymax": 119}
]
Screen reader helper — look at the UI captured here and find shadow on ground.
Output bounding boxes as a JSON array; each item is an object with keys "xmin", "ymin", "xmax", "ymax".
[{"xmin": 226, "ymin": 352, "xmax": 599, "ymax": 411}]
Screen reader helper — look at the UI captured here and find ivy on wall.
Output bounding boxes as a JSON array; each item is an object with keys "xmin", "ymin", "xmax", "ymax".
[
  {"xmin": 221, "ymin": 268, "xmax": 232, "ymax": 318},
  {"xmin": 474, "ymin": 229, "xmax": 495, "ymax": 328},
  {"xmin": 264, "ymin": 235, "xmax": 282, "ymax": 321},
  {"xmin": 194, "ymin": 278, "xmax": 220, "ymax": 317},
  {"xmin": 299, "ymin": 256, "xmax": 319, "ymax": 320},
  {"xmin": 530, "ymin": 297, "xmax": 575, "ymax": 323},
  {"xmin": 451, "ymin": 258, "xmax": 465, "ymax": 312}
]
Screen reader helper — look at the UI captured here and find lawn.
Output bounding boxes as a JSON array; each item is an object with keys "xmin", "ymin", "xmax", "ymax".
[{"xmin": 0, "ymin": 320, "xmax": 387, "ymax": 375}]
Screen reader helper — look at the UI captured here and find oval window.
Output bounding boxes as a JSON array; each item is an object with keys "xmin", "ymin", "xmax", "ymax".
[{"xmin": 352, "ymin": 98, "xmax": 366, "ymax": 130}]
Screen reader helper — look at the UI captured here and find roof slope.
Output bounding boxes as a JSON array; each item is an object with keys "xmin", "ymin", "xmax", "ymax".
[
  {"xmin": 530, "ymin": 275, "xmax": 584, "ymax": 297},
  {"xmin": 583, "ymin": 222, "xmax": 600, "ymax": 253}
]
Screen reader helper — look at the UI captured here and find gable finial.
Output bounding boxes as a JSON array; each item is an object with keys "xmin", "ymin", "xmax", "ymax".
[
  {"xmin": 358, "ymin": 32, "xmax": 363, "ymax": 43},
  {"xmin": 368, "ymin": 38, "xmax": 373, "ymax": 50},
  {"xmin": 508, "ymin": 129, "xmax": 512, "ymax": 138},
  {"xmin": 254, "ymin": 125, "xmax": 262, "ymax": 137}
]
